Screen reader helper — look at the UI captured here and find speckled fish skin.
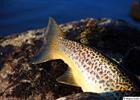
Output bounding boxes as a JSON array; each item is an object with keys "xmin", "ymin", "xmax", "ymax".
[
  {"xmin": 58, "ymin": 37, "xmax": 139, "ymax": 95},
  {"xmin": 31, "ymin": 18, "xmax": 140, "ymax": 99}
]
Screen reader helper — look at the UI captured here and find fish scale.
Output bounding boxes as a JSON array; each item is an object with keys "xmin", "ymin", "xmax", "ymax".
[{"xmin": 30, "ymin": 18, "xmax": 140, "ymax": 99}]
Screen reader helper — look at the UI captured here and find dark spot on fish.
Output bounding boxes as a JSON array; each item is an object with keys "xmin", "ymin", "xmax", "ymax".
[
  {"xmin": 104, "ymin": 88, "xmax": 108, "ymax": 91},
  {"xmin": 105, "ymin": 76, "xmax": 109, "ymax": 80},
  {"xmin": 95, "ymin": 56, "xmax": 98, "ymax": 58},
  {"xmin": 99, "ymin": 71, "xmax": 103, "ymax": 74},
  {"xmin": 96, "ymin": 74, "xmax": 100, "ymax": 79},
  {"xmin": 106, "ymin": 82, "xmax": 110, "ymax": 87},
  {"xmin": 94, "ymin": 62, "xmax": 98, "ymax": 65},
  {"xmin": 116, "ymin": 85, "xmax": 119, "ymax": 89},
  {"xmin": 100, "ymin": 59, "xmax": 104, "ymax": 62},
  {"xmin": 87, "ymin": 54, "xmax": 90, "ymax": 57},
  {"xmin": 86, "ymin": 66, "xmax": 90, "ymax": 71},
  {"xmin": 95, "ymin": 80, "xmax": 97, "ymax": 83},
  {"xmin": 85, "ymin": 59, "xmax": 89, "ymax": 62},
  {"xmin": 81, "ymin": 52, "xmax": 85, "ymax": 56},
  {"xmin": 83, "ymin": 65, "xmax": 86, "ymax": 68},
  {"xmin": 99, "ymin": 80, "xmax": 105, "ymax": 83},
  {"xmin": 97, "ymin": 68, "xmax": 100, "ymax": 71},
  {"xmin": 91, "ymin": 65, "xmax": 94, "ymax": 69},
  {"xmin": 109, "ymin": 88, "xmax": 114, "ymax": 91},
  {"xmin": 98, "ymin": 55, "xmax": 102, "ymax": 58},
  {"xmin": 112, "ymin": 70, "xmax": 116, "ymax": 73},
  {"xmin": 87, "ymin": 61, "xmax": 91, "ymax": 65},
  {"xmin": 94, "ymin": 65, "xmax": 97, "ymax": 70},
  {"xmin": 106, "ymin": 60, "xmax": 110, "ymax": 64},
  {"xmin": 90, "ymin": 70, "xmax": 94, "ymax": 74}
]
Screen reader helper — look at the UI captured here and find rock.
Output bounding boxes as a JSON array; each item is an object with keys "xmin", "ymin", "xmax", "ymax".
[
  {"xmin": 57, "ymin": 92, "xmax": 104, "ymax": 100},
  {"xmin": 130, "ymin": 1, "xmax": 140, "ymax": 21},
  {"xmin": 123, "ymin": 47, "xmax": 140, "ymax": 76},
  {"xmin": 98, "ymin": 18, "xmax": 129, "ymax": 31}
]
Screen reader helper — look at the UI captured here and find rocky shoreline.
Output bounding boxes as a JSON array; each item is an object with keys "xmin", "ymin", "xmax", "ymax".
[{"xmin": 0, "ymin": 18, "xmax": 140, "ymax": 99}]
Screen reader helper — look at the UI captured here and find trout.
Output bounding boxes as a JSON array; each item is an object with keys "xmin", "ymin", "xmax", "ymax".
[{"xmin": 30, "ymin": 18, "xmax": 140, "ymax": 99}]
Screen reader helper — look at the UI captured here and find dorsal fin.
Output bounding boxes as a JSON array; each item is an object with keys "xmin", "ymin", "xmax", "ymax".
[
  {"xmin": 44, "ymin": 17, "xmax": 64, "ymax": 44},
  {"xmin": 30, "ymin": 17, "xmax": 64, "ymax": 64}
]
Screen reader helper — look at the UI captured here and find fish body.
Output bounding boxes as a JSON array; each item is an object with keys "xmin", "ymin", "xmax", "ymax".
[{"xmin": 30, "ymin": 18, "xmax": 140, "ymax": 99}]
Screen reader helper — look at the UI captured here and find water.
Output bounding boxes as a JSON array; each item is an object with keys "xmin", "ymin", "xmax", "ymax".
[{"xmin": 0, "ymin": 0, "xmax": 140, "ymax": 36}]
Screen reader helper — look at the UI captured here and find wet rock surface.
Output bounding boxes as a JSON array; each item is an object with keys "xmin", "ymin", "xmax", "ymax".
[
  {"xmin": 0, "ymin": 18, "xmax": 140, "ymax": 99},
  {"xmin": 57, "ymin": 92, "xmax": 105, "ymax": 100},
  {"xmin": 123, "ymin": 47, "xmax": 140, "ymax": 76}
]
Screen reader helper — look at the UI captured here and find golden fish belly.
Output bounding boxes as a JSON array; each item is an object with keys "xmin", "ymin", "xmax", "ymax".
[
  {"xmin": 30, "ymin": 18, "xmax": 139, "ymax": 98},
  {"xmin": 58, "ymin": 38, "xmax": 138, "ymax": 93}
]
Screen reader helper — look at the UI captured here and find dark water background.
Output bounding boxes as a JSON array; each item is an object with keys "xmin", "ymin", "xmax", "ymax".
[{"xmin": 0, "ymin": 0, "xmax": 140, "ymax": 36}]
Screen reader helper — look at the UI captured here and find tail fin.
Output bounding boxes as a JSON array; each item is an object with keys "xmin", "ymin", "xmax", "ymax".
[{"xmin": 30, "ymin": 17, "xmax": 64, "ymax": 64}]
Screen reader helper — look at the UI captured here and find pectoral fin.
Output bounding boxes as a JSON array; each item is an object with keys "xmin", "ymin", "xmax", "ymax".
[{"xmin": 56, "ymin": 68, "xmax": 80, "ymax": 87}]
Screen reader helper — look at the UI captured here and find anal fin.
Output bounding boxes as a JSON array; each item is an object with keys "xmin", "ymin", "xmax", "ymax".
[{"xmin": 56, "ymin": 68, "xmax": 80, "ymax": 87}]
